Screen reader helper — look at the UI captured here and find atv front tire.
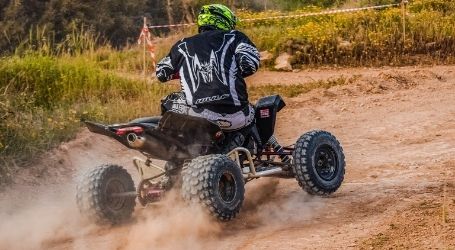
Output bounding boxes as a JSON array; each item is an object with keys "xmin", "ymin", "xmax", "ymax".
[
  {"xmin": 293, "ymin": 130, "xmax": 345, "ymax": 195},
  {"xmin": 76, "ymin": 164, "xmax": 136, "ymax": 224},
  {"xmin": 181, "ymin": 154, "xmax": 245, "ymax": 221}
]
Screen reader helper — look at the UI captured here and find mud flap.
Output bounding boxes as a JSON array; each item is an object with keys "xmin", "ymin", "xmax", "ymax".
[{"xmin": 84, "ymin": 121, "xmax": 129, "ymax": 146}]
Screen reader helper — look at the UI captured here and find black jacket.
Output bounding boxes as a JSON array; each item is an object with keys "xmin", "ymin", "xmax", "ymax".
[{"xmin": 156, "ymin": 29, "xmax": 260, "ymax": 114}]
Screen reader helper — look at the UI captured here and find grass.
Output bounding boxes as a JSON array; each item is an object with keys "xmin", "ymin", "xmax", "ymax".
[
  {"xmin": 238, "ymin": 1, "xmax": 455, "ymax": 67},
  {"xmin": 248, "ymin": 76, "xmax": 353, "ymax": 99},
  {"xmin": 0, "ymin": 53, "xmax": 177, "ymax": 182}
]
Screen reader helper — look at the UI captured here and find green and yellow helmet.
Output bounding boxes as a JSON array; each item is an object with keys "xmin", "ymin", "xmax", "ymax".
[{"xmin": 197, "ymin": 4, "xmax": 238, "ymax": 31}]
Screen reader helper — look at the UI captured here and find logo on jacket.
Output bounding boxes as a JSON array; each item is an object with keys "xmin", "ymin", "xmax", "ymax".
[{"xmin": 195, "ymin": 94, "xmax": 230, "ymax": 105}]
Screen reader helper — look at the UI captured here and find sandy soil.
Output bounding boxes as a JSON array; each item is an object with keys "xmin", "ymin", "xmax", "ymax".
[{"xmin": 0, "ymin": 65, "xmax": 454, "ymax": 250}]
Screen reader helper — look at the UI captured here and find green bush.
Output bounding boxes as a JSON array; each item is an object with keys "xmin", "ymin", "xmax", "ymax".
[
  {"xmin": 0, "ymin": 55, "xmax": 144, "ymax": 108},
  {"xmin": 0, "ymin": 53, "xmax": 177, "ymax": 180}
]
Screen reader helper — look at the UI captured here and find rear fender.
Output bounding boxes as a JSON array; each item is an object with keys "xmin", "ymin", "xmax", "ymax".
[
  {"xmin": 84, "ymin": 121, "xmax": 124, "ymax": 143},
  {"xmin": 254, "ymin": 95, "xmax": 286, "ymax": 144},
  {"xmin": 84, "ymin": 121, "xmax": 192, "ymax": 160},
  {"xmin": 84, "ymin": 121, "xmax": 146, "ymax": 148}
]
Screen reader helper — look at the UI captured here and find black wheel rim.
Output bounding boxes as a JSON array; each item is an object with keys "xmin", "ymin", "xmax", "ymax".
[
  {"xmin": 314, "ymin": 145, "xmax": 338, "ymax": 181},
  {"xmin": 218, "ymin": 172, "xmax": 236, "ymax": 203},
  {"xmin": 105, "ymin": 179, "xmax": 126, "ymax": 211}
]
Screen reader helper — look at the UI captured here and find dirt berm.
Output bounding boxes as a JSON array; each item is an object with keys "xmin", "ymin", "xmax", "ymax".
[{"xmin": 0, "ymin": 65, "xmax": 454, "ymax": 249}]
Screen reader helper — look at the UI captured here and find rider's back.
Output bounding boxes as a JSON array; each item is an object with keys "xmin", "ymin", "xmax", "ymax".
[{"xmin": 157, "ymin": 29, "xmax": 259, "ymax": 114}]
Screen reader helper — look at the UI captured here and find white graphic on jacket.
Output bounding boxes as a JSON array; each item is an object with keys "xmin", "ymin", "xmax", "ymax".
[
  {"xmin": 193, "ymin": 50, "xmax": 218, "ymax": 83},
  {"xmin": 177, "ymin": 33, "xmax": 235, "ymax": 91}
]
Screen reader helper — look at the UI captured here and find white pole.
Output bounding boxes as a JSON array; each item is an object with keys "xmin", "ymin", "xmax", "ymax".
[
  {"xmin": 143, "ymin": 17, "xmax": 147, "ymax": 76},
  {"xmin": 401, "ymin": 0, "xmax": 407, "ymax": 45}
]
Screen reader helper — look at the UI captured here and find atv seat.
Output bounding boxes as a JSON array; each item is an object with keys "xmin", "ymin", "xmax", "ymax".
[{"xmin": 129, "ymin": 116, "xmax": 161, "ymax": 128}]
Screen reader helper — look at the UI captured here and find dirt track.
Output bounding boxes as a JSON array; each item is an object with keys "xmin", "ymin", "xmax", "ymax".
[{"xmin": 0, "ymin": 65, "xmax": 454, "ymax": 249}]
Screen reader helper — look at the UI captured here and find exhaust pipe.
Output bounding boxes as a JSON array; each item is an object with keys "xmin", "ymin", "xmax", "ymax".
[{"xmin": 126, "ymin": 133, "xmax": 145, "ymax": 148}]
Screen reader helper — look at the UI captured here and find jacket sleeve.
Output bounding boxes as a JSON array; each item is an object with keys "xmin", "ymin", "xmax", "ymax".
[
  {"xmin": 155, "ymin": 42, "xmax": 182, "ymax": 82},
  {"xmin": 234, "ymin": 32, "xmax": 260, "ymax": 78}
]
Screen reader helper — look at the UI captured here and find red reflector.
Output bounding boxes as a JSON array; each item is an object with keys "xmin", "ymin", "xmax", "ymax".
[
  {"xmin": 115, "ymin": 126, "xmax": 144, "ymax": 136},
  {"xmin": 260, "ymin": 109, "xmax": 270, "ymax": 118},
  {"xmin": 214, "ymin": 131, "xmax": 223, "ymax": 139}
]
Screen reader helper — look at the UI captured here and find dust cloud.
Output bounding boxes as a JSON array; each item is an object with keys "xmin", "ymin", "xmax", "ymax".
[
  {"xmin": 0, "ymin": 183, "xmax": 95, "ymax": 249},
  {"xmin": 0, "ymin": 181, "xmax": 222, "ymax": 250},
  {"xmin": 0, "ymin": 175, "xmax": 324, "ymax": 250},
  {"xmin": 240, "ymin": 179, "xmax": 324, "ymax": 227}
]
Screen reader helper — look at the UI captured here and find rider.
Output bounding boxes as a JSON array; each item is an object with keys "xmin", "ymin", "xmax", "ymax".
[{"xmin": 156, "ymin": 4, "xmax": 260, "ymax": 132}]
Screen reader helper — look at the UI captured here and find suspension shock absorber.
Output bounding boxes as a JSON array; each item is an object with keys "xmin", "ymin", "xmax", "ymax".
[{"xmin": 268, "ymin": 136, "xmax": 292, "ymax": 164}]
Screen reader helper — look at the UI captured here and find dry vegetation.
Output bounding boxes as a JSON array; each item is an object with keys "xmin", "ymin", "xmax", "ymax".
[{"xmin": 237, "ymin": 0, "xmax": 455, "ymax": 67}]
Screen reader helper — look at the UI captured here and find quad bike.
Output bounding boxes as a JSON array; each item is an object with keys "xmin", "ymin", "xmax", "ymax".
[{"xmin": 76, "ymin": 94, "xmax": 345, "ymax": 223}]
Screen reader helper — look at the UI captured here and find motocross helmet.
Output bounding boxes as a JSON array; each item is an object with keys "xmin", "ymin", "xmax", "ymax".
[{"xmin": 197, "ymin": 4, "xmax": 238, "ymax": 32}]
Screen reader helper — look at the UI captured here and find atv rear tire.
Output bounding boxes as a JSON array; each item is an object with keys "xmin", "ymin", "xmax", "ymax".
[
  {"xmin": 181, "ymin": 154, "xmax": 244, "ymax": 221},
  {"xmin": 293, "ymin": 130, "xmax": 345, "ymax": 195},
  {"xmin": 76, "ymin": 164, "xmax": 136, "ymax": 224}
]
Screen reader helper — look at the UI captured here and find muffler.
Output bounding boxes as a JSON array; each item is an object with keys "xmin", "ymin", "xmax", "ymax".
[{"xmin": 126, "ymin": 133, "xmax": 145, "ymax": 148}]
